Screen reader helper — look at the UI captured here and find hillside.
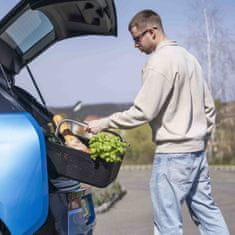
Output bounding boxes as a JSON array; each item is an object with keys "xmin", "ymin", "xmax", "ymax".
[
  {"xmin": 50, "ymin": 102, "xmax": 132, "ymax": 121},
  {"xmin": 50, "ymin": 100, "xmax": 235, "ymax": 122}
]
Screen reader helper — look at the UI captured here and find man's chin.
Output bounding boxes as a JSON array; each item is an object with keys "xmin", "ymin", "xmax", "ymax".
[
  {"xmin": 139, "ymin": 48, "xmax": 147, "ymax": 54},
  {"xmin": 139, "ymin": 48, "xmax": 151, "ymax": 54}
]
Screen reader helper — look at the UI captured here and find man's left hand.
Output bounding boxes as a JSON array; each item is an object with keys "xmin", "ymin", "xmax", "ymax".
[{"xmin": 85, "ymin": 119, "xmax": 104, "ymax": 134}]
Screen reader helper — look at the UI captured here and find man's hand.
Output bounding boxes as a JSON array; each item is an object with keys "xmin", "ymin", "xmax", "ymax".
[{"xmin": 85, "ymin": 119, "xmax": 105, "ymax": 134}]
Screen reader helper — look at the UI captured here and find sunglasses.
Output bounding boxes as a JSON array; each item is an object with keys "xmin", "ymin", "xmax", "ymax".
[{"xmin": 133, "ymin": 27, "xmax": 158, "ymax": 44}]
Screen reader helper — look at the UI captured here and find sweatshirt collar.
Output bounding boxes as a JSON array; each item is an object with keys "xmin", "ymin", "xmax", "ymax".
[{"xmin": 155, "ymin": 40, "xmax": 178, "ymax": 51}]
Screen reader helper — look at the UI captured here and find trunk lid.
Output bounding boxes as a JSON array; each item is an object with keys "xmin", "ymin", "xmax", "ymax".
[{"xmin": 0, "ymin": 0, "xmax": 117, "ymax": 74}]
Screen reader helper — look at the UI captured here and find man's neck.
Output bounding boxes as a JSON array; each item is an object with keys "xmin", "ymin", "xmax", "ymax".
[
  {"xmin": 157, "ymin": 33, "xmax": 167, "ymax": 46},
  {"xmin": 151, "ymin": 35, "xmax": 167, "ymax": 53}
]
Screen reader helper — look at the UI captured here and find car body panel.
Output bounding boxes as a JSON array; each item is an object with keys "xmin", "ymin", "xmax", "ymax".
[{"xmin": 0, "ymin": 112, "xmax": 48, "ymax": 234}]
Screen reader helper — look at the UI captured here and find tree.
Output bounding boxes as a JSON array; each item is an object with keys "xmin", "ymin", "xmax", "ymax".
[
  {"xmin": 186, "ymin": 0, "xmax": 235, "ymax": 163},
  {"xmin": 186, "ymin": 0, "xmax": 235, "ymax": 101}
]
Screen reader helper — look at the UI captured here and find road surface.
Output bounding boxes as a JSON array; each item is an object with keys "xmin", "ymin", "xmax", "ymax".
[{"xmin": 94, "ymin": 167, "xmax": 235, "ymax": 235}]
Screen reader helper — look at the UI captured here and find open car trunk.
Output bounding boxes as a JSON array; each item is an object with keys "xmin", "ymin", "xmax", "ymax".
[
  {"xmin": 10, "ymin": 84, "xmax": 123, "ymax": 188},
  {"xmin": 0, "ymin": 0, "xmax": 123, "ymax": 188}
]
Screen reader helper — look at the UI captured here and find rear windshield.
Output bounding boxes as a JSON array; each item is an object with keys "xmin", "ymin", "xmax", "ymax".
[{"xmin": 0, "ymin": 9, "xmax": 53, "ymax": 54}]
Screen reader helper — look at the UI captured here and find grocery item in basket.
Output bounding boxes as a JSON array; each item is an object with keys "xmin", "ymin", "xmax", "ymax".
[
  {"xmin": 88, "ymin": 132, "xmax": 128, "ymax": 163},
  {"xmin": 52, "ymin": 114, "xmax": 90, "ymax": 153}
]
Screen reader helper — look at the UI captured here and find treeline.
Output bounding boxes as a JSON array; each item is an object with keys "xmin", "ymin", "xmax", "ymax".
[
  {"xmin": 208, "ymin": 100, "xmax": 235, "ymax": 164},
  {"xmin": 121, "ymin": 101, "xmax": 235, "ymax": 165}
]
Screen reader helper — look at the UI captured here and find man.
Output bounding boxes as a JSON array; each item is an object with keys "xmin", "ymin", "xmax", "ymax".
[{"xmin": 86, "ymin": 10, "xmax": 230, "ymax": 235}]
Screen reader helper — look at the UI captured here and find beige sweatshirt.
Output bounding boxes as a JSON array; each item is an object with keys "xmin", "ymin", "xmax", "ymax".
[{"xmin": 99, "ymin": 40, "xmax": 216, "ymax": 153}]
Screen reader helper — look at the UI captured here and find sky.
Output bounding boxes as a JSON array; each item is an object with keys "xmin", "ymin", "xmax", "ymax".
[{"xmin": 0, "ymin": 0, "xmax": 235, "ymax": 107}]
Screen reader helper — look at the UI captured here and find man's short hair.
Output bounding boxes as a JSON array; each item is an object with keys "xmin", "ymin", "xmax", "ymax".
[{"xmin": 128, "ymin": 9, "xmax": 164, "ymax": 33}]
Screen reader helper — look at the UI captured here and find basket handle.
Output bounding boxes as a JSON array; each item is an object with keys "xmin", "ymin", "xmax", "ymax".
[
  {"xmin": 54, "ymin": 118, "xmax": 88, "ymax": 138},
  {"xmin": 55, "ymin": 119, "xmax": 123, "ymax": 142}
]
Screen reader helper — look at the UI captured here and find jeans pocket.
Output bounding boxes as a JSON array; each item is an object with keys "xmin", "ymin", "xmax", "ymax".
[
  {"xmin": 168, "ymin": 154, "xmax": 194, "ymax": 186},
  {"xmin": 150, "ymin": 155, "xmax": 167, "ymax": 187}
]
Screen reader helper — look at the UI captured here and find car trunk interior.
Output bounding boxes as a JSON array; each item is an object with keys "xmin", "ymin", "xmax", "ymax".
[
  {"xmin": 0, "ymin": 65, "xmax": 123, "ymax": 188},
  {"xmin": 0, "ymin": 0, "xmax": 121, "ymax": 188}
]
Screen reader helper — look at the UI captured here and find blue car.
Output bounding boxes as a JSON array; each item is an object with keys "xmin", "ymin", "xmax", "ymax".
[{"xmin": 0, "ymin": 0, "xmax": 117, "ymax": 234}]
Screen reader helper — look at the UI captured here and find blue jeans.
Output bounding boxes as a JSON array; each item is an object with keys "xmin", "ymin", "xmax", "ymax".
[{"xmin": 149, "ymin": 151, "xmax": 230, "ymax": 235}]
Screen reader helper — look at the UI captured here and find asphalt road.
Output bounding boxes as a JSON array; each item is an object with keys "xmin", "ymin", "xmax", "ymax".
[{"xmin": 94, "ymin": 167, "xmax": 235, "ymax": 235}]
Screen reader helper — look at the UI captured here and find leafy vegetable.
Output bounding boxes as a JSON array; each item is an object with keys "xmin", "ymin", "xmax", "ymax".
[{"xmin": 88, "ymin": 132, "xmax": 128, "ymax": 163}]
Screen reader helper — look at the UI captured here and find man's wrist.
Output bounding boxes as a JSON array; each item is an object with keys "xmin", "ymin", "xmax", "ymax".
[{"xmin": 99, "ymin": 117, "xmax": 110, "ymax": 130}]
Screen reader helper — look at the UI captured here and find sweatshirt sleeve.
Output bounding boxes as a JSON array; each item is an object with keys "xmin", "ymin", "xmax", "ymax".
[
  {"xmin": 98, "ymin": 68, "xmax": 174, "ymax": 130},
  {"xmin": 203, "ymin": 80, "xmax": 216, "ymax": 137}
]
